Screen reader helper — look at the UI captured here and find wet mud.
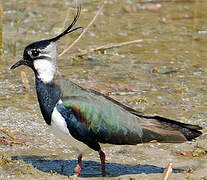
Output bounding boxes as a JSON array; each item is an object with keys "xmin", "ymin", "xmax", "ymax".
[{"xmin": 1, "ymin": 0, "xmax": 207, "ymax": 179}]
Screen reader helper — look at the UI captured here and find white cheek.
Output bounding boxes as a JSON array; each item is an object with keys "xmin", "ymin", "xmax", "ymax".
[{"xmin": 34, "ymin": 60, "xmax": 55, "ymax": 83}]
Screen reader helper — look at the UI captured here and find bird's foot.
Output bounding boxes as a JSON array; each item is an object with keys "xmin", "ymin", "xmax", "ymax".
[
  {"xmin": 74, "ymin": 154, "xmax": 82, "ymax": 176},
  {"xmin": 74, "ymin": 164, "xmax": 82, "ymax": 176}
]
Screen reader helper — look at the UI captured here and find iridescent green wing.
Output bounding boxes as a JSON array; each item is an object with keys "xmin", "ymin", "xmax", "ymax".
[{"xmin": 62, "ymin": 94, "xmax": 144, "ymax": 145}]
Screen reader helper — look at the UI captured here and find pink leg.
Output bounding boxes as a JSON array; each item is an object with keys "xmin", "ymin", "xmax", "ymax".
[
  {"xmin": 98, "ymin": 149, "xmax": 106, "ymax": 176},
  {"xmin": 74, "ymin": 154, "xmax": 82, "ymax": 175}
]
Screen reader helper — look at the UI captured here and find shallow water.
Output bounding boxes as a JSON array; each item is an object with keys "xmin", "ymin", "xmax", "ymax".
[{"xmin": 1, "ymin": 0, "xmax": 207, "ymax": 179}]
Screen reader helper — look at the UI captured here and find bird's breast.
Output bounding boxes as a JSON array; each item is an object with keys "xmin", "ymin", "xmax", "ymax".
[{"xmin": 51, "ymin": 104, "xmax": 89, "ymax": 154}]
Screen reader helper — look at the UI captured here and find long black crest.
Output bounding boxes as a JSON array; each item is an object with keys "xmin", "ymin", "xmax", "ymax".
[{"xmin": 49, "ymin": 6, "xmax": 82, "ymax": 42}]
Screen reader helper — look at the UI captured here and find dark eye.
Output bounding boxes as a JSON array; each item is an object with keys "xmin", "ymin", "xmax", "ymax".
[{"xmin": 31, "ymin": 50, "xmax": 39, "ymax": 57}]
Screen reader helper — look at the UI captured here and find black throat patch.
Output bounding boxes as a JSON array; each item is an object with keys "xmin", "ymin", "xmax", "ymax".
[{"xmin": 35, "ymin": 78, "xmax": 62, "ymax": 125}]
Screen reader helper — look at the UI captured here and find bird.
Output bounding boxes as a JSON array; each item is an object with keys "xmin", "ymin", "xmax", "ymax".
[{"xmin": 10, "ymin": 6, "xmax": 202, "ymax": 176}]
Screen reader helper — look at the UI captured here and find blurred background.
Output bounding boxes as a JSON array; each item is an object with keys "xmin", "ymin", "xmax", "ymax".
[{"xmin": 0, "ymin": 0, "xmax": 207, "ymax": 179}]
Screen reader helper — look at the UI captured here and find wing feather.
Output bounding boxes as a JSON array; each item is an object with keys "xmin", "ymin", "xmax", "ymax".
[
  {"xmin": 62, "ymin": 95, "xmax": 144, "ymax": 145},
  {"xmin": 55, "ymin": 78, "xmax": 202, "ymax": 144}
]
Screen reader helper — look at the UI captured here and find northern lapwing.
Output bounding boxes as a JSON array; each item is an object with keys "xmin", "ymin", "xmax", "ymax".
[{"xmin": 10, "ymin": 7, "xmax": 202, "ymax": 176}]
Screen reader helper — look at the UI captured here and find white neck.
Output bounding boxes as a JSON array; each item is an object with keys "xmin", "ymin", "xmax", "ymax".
[{"xmin": 34, "ymin": 60, "xmax": 56, "ymax": 83}]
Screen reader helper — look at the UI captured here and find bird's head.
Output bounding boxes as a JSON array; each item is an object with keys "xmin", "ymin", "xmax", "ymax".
[{"xmin": 10, "ymin": 6, "xmax": 81, "ymax": 83}]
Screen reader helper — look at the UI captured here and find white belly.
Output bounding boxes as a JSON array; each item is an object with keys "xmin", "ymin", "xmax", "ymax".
[{"xmin": 51, "ymin": 106, "xmax": 89, "ymax": 155}]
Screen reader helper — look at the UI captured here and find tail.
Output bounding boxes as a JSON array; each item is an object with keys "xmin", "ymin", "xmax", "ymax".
[
  {"xmin": 153, "ymin": 115, "xmax": 202, "ymax": 141},
  {"xmin": 134, "ymin": 113, "xmax": 202, "ymax": 143}
]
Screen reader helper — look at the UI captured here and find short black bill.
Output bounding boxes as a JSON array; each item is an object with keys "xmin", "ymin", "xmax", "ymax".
[{"xmin": 10, "ymin": 58, "xmax": 25, "ymax": 70}]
